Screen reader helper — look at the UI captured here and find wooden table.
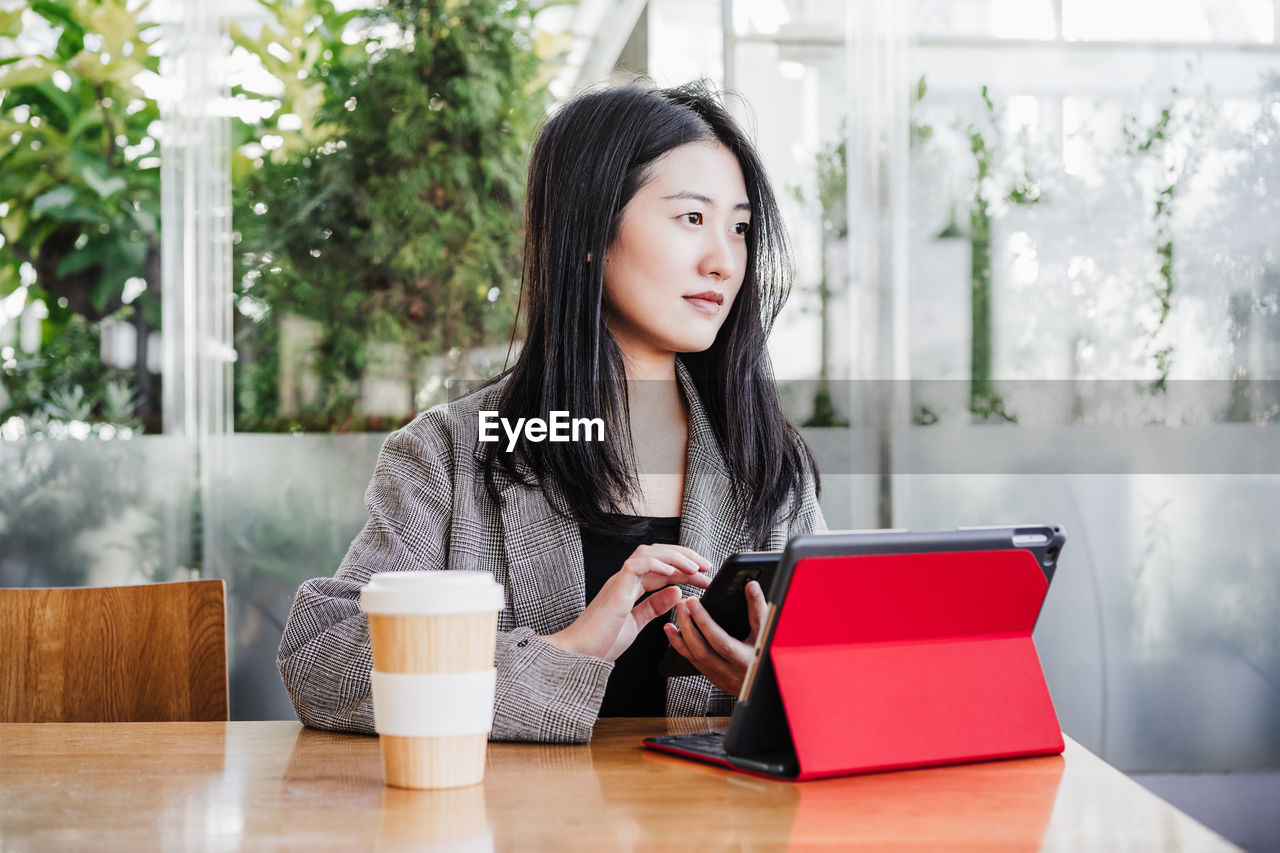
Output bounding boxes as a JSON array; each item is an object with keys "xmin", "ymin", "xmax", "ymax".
[{"xmin": 0, "ymin": 718, "xmax": 1239, "ymax": 851}]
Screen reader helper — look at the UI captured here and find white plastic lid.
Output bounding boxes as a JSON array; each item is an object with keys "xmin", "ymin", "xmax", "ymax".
[{"xmin": 360, "ymin": 571, "xmax": 504, "ymax": 616}]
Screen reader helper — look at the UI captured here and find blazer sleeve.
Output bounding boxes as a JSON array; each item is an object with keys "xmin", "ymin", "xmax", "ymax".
[{"xmin": 276, "ymin": 414, "xmax": 612, "ymax": 743}]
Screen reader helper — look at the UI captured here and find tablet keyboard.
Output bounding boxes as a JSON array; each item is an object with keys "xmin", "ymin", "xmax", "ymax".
[
  {"xmin": 650, "ymin": 730, "xmax": 796, "ymax": 777},
  {"xmin": 660, "ymin": 731, "xmax": 728, "ymax": 757}
]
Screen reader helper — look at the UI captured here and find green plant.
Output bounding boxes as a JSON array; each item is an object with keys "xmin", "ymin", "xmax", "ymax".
[
  {"xmin": 910, "ymin": 75, "xmax": 933, "ymax": 147},
  {"xmin": 232, "ymin": 0, "xmax": 550, "ymax": 431},
  {"xmin": 912, "ymin": 404, "xmax": 939, "ymax": 426},
  {"xmin": 1120, "ymin": 90, "xmax": 1206, "ymax": 395},
  {"xmin": 794, "ymin": 124, "xmax": 848, "ymax": 428},
  {"xmin": 961, "ymin": 85, "xmax": 1031, "ymax": 424},
  {"xmin": 0, "ymin": 0, "xmax": 162, "ymax": 427},
  {"xmin": 228, "ymin": 0, "xmax": 371, "ymax": 175},
  {"xmin": 965, "ymin": 87, "xmax": 996, "ymax": 417},
  {"xmin": 0, "ymin": 310, "xmax": 141, "ymax": 433},
  {"xmin": 798, "ymin": 77, "xmax": 931, "ymax": 427}
]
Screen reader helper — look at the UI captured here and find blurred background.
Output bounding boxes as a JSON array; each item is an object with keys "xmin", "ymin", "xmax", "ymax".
[{"xmin": 2, "ymin": 1, "xmax": 1278, "ymax": 848}]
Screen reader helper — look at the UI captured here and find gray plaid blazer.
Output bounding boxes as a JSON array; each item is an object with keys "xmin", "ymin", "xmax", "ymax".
[{"xmin": 277, "ymin": 360, "xmax": 826, "ymax": 743}]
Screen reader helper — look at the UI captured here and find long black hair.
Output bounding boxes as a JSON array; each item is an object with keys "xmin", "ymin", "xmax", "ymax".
[{"xmin": 482, "ymin": 79, "xmax": 818, "ymax": 547}]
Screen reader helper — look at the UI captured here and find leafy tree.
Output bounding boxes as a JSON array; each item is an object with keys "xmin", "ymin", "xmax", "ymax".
[
  {"xmin": 0, "ymin": 0, "xmax": 161, "ymax": 427},
  {"xmin": 228, "ymin": 0, "xmax": 371, "ymax": 172},
  {"xmin": 233, "ymin": 0, "xmax": 549, "ymax": 430}
]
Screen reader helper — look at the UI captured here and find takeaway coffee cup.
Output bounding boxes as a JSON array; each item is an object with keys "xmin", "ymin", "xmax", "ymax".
[{"xmin": 361, "ymin": 571, "xmax": 504, "ymax": 789}]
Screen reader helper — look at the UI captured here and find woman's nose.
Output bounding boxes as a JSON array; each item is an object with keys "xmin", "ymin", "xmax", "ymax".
[{"xmin": 699, "ymin": 231, "xmax": 736, "ymax": 280}]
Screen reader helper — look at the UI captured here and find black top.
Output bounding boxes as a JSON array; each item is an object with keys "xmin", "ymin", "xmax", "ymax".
[{"xmin": 580, "ymin": 516, "xmax": 681, "ymax": 717}]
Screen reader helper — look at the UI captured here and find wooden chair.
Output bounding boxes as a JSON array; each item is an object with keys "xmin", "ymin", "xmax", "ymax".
[{"xmin": 0, "ymin": 579, "xmax": 229, "ymax": 722}]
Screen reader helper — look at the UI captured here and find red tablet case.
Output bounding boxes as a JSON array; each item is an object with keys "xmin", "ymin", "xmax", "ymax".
[{"xmin": 769, "ymin": 549, "xmax": 1064, "ymax": 780}]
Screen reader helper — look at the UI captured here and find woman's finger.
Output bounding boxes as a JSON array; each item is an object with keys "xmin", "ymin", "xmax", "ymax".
[
  {"xmin": 675, "ymin": 599, "xmax": 720, "ymax": 664},
  {"xmin": 638, "ymin": 566, "xmax": 694, "ymax": 594},
  {"xmin": 632, "ymin": 585, "xmax": 682, "ymax": 626},
  {"xmin": 630, "ymin": 544, "xmax": 713, "ymax": 573},
  {"xmin": 638, "ymin": 557, "xmax": 677, "ymax": 577},
  {"xmin": 621, "ymin": 555, "xmax": 686, "ymax": 583},
  {"xmin": 656, "ymin": 551, "xmax": 704, "ymax": 574},
  {"xmin": 661, "ymin": 544, "xmax": 714, "ymax": 571},
  {"xmin": 663, "ymin": 621, "xmax": 689, "ymax": 657},
  {"xmin": 745, "ymin": 580, "xmax": 768, "ymax": 642},
  {"xmin": 686, "ymin": 598, "xmax": 748, "ymax": 662},
  {"xmin": 679, "ymin": 571, "xmax": 712, "ymax": 590},
  {"xmin": 627, "ymin": 557, "xmax": 710, "ymax": 594}
]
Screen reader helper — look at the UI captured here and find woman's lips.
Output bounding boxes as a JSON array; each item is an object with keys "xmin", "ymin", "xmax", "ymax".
[{"xmin": 683, "ymin": 292, "xmax": 725, "ymax": 315}]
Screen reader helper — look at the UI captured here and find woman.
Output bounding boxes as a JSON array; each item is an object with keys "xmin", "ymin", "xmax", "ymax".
[{"xmin": 278, "ymin": 80, "xmax": 825, "ymax": 743}]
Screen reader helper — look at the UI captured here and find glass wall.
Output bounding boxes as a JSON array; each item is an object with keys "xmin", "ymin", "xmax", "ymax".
[
  {"xmin": 905, "ymin": 0, "xmax": 1280, "ymax": 772},
  {"xmin": 690, "ymin": 0, "xmax": 1280, "ymax": 771},
  {"xmin": 1, "ymin": 2, "xmax": 195, "ymax": 587}
]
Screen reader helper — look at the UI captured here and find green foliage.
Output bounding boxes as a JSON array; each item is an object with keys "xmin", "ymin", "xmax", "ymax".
[
  {"xmin": 228, "ymin": 0, "xmax": 371, "ymax": 174},
  {"xmin": 965, "ymin": 87, "xmax": 997, "ymax": 418},
  {"xmin": 802, "ymin": 383, "xmax": 848, "ymax": 428},
  {"xmin": 0, "ymin": 0, "xmax": 160, "ymax": 427},
  {"xmin": 910, "ymin": 75, "xmax": 933, "ymax": 147},
  {"xmin": 967, "ymin": 390, "xmax": 1017, "ymax": 424},
  {"xmin": 233, "ymin": 0, "xmax": 548, "ymax": 431},
  {"xmin": 1121, "ymin": 91, "xmax": 1197, "ymax": 395},
  {"xmin": 0, "ymin": 310, "xmax": 141, "ymax": 433},
  {"xmin": 960, "ymin": 85, "xmax": 1042, "ymax": 422},
  {"xmin": 814, "ymin": 131, "xmax": 847, "ymax": 241},
  {"xmin": 1005, "ymin": 170, "xmax": 1043, "ymax": 205},
  {"xmin": 912, "ymin": 405, "xmax": 939, "ymax": 426},
  {"xmin": 796, "ymin": 122, "xmax": 849, "ymax": 425}
]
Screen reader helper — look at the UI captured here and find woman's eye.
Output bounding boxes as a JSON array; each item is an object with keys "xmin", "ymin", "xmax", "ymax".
[
  {"xmin": 734, "ymin": 222, "xmax": 750, "ymax": 235},
  {"xmin": 683, "ymin": 212, "xmax": 703, "ymax": 225}
]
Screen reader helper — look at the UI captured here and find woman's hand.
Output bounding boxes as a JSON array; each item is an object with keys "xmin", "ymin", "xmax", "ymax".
[
  {"xmin": 663, "ymin": 579, "xmax": 769, "ymax": 697},
  {"xmin": 545, "ymin": 544, "xmax": 712, "ymax": 662}
]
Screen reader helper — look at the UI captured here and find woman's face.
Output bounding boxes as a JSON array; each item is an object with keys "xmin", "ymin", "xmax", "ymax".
[{"xmin": 603, "ymin": 141, "xmax": 750, "ymax": 366}]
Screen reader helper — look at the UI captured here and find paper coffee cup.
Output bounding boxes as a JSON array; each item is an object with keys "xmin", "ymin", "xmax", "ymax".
[{"xmin": 361, "ymin": 571, "xmax": 504, "ymax": 789}]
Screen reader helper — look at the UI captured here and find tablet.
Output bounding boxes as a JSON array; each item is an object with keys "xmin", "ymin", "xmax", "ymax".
[
  {"xmin": 645, "ymin": 524, "xmax": 1068, "ymax": 780},
  {"xmin": 658, "ymin": 551, "xmax": 781, "ymax": 678}
]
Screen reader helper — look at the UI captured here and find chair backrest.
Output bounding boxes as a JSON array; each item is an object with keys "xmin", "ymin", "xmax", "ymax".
[{"xmin": 0, "ymin": 579, "xmax": 228, "ymax": 722}]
